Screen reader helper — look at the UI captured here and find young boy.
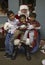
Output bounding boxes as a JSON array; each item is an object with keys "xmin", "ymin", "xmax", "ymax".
[
  {"xmin": 28, "ymin": 13, "xmax": 41, "ymax": 29},
  {"xmin": 4, "ymin": 10, "xmax": 19, "ymax": 59},
  {"xmin": 11, "ymin": 15, "xmax": 31, "ymax": 60},
  {"xmin": 28, "ymin": 13, "xmax": 41, "ymax": 53}
]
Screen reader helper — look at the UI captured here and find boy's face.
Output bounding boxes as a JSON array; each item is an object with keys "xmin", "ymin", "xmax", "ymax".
[
  {"xmin": 20, "ymin": 17, "xmax": 26, "ymax": 23},
  {"xmin": 29, "ymin": 17, "xmax": 35, "ymax": 21},
  {"xmin": 9, "ymin": 13, "xmax": 15, "ymax": 21}
]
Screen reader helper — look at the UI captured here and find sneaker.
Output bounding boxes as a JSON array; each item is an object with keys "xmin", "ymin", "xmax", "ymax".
[
  {"xmin": 6, "ymin": 55, "xmax": 12, "ymax": 59},
  {"xmin": 11, "ymin": 55, "xmax": 16, "ymax": 60},
  {"xmin": 40, "ymin": 50, "xmax": 45, "ymax": 54},
  {"xmin": 11, "ymin": 52, "xmax": 18, "ymax": 60},
  {"xmin": 4, "ymin": 53, "xmax": 8, "ymax": 57}
]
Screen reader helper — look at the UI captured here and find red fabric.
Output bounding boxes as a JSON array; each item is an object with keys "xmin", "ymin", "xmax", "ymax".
[
  {"xmin": 1, "ymin": 27, "xmax": 5, "ymax": 35},
  {"xmin": 31, "ymin": 40, "xmax": 36, "ymax": 48},
  {"xmin": 31, "ymin": 30, "xmax": 38, "ymax": 48},
  {"xmin": 27, "ymin": 30, "xmax": 38, "ymax": 47},
  {"xmin": 15, "ymin": 15, "xmax": 20, "ymax": 19},
  {"xmin": 28, "ymin": 20, "xmax": 40, "ymax": 27},
  {"xmin": 17, "ymin": 34, "xmax": 21, "ymax": 39},
  {"xmin": 17, "ymin": 21, "xmax": 27, "ymax": 31},
  {"xmin": 27, "ymin": 29, "xmax": 38, "ymax": 38},
  {"xmin": 34, "ymin": 30, "xmax": 38, "ymax": 38}
]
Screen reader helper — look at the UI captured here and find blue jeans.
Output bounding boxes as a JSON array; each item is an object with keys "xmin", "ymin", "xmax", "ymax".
[{"xmin": 5, "ymin": 33, "xmax": 14, "ymax": 55}]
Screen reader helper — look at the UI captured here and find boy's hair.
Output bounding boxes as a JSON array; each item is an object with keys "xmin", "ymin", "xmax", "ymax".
[
  {"xmin": 29, "ymin": 13, "xmax": 36, "ymax": 18},
  {"xmin": 7, "ymin": 10, "xmax": 14, "ymax": 17},
  {"xmin": 19, "ymin": 15, "xmax": 26, "ymax": 19}
]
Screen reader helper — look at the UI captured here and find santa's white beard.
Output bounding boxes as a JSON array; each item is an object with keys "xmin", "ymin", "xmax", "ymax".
[{"xmin": 18, "ymin": 10, "xmax": 29, "ymax": 18}]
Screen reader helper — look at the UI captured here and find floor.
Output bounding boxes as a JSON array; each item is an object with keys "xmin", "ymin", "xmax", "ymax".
[{"xmin": 0, "ymin": 50, "xmax": 45, "ymax": 65}]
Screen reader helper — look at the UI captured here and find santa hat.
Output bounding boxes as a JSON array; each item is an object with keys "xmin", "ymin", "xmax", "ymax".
[
  {"xmin": 20, "ymin": 5, "xmax": 29, "ymax": 10},
  {"xmin": 18, "ymin": 5, "xmax": 29, "ymax": 17}
]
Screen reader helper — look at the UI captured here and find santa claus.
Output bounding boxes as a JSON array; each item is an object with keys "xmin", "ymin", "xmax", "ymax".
[{"xmin": 15, "ymin": 5, "xmax": 29, "ymax": 20}]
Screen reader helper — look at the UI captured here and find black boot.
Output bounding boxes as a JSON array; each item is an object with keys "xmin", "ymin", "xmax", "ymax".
[
  {"xmin": 11, "ymin": 45, "xmax": 18, "ymax": 60},
  {"xmin": 25, "ymin": 45, "xmax": 31, "ymax": 61},
  {"xmin": 4, "ymin": 53, "xmax": 8, "ymax": 57}
]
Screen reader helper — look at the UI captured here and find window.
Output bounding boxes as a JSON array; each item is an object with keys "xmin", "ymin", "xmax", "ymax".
[{"xmin": 0, "ymin": 0, "xmax": 8, "ymax": 16}]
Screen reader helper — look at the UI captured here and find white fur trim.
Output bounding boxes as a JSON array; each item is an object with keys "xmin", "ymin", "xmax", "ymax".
[
  {"xmin": 20, "ymin": 5, "xmax": 29, "ymax": 10},
  {"xmin": 18, "ymin": 10, "xmax": 29, "ymax": 17},
  {"xmin": 25, "ymin": 38, "xmax": 30, "ymax": 45},
  {"xmin": 20, "ymin": 25, "xmax": 26, "ymax": 28},
  {"xmin": 35, "ymin": 26, "xmax": 41, "ymax": 29},
  {"xmin": 29, "ymin": 31, "xmax": 34, "ymax": 43},
  {"xmin": 14, "ymin": 39, "xmax": 20, "ymax": 45}
]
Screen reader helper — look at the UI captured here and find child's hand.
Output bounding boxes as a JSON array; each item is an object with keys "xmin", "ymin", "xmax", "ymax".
[
  {"xmin": 19, "ymin": 25, "xmax": 27, "ymax": 30},
  {"xmin": 33, "ymin": 24, "xmax": 36, "ymax": 27}
]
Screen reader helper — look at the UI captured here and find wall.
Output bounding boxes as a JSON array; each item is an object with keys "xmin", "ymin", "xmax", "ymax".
[
  {"xmin": 0, "ymin": 16, "xmax": 7, "ymax": 24},
  {"xmin": 0, "ymin": 0, "xmax": 19, "ymax": 25},
  {"xmin": 8, "ymin": 0, "xmax": 19, "ymax": 14},
  {"xmin": 36, "ymin": 0, "xmax": 45, "ymax": 39}
]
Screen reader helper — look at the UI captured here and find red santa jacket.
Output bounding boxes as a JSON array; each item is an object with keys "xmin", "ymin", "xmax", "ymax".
[
  {"xmin": 15, "ymin": 15, "xmax": 20, "ymax": 19},
  {"xmin": 28, "ymin": 20, "xmax": 40, "ymax": 28}
]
